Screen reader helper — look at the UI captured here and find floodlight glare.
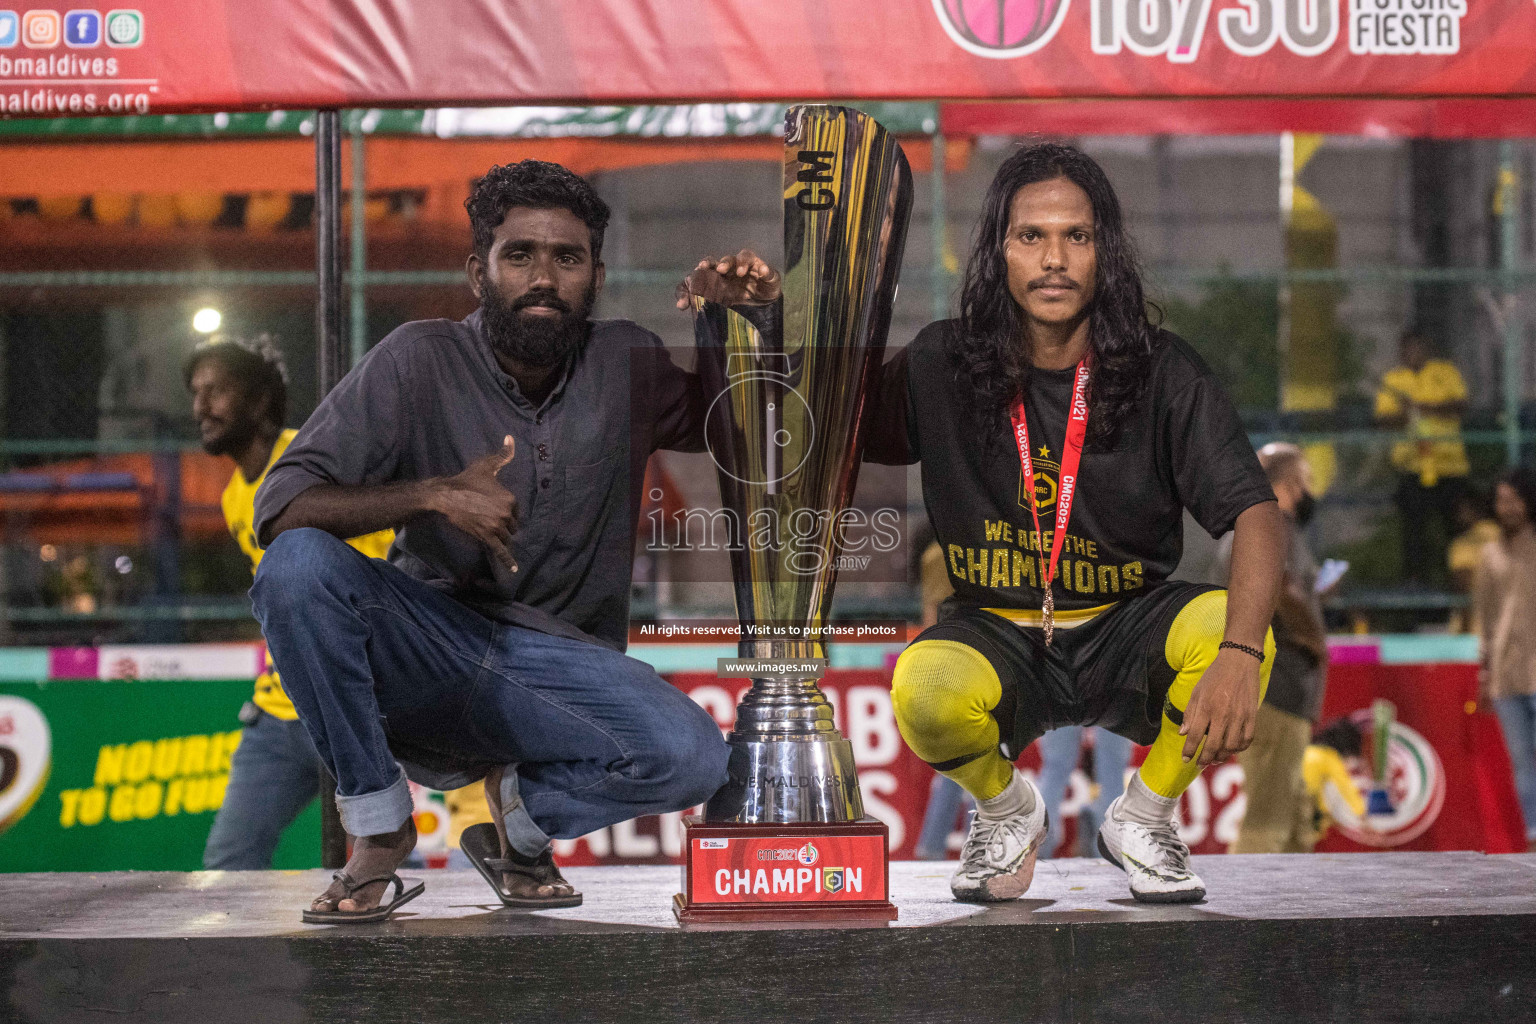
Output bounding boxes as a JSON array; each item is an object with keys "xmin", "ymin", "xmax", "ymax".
[{"xmin": 193, "ymin": 307, "xmax": 223, "ymax": 334}]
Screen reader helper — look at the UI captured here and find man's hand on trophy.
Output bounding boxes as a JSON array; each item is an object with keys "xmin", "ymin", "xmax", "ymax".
[
  {"xmin": 429, "ymin": 435, "xmax": 521, "ymax": 574},
  {"xmin": 674, "ymin": 249, "xmax": 781, "ymax": 309}
]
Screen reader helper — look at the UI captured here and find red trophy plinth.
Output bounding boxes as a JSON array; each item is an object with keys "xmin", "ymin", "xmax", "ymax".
[{"xmin": 673, "ymin": 815, "xmax": 897, "ymax": 923}]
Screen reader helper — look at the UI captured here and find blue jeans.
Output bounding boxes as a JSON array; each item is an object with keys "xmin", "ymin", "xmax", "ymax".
[
  {"xmin": 251, "ymin": 528, "xmax": 729, "ymax": 856},
  {"xmin": 1494, "ymin": 694, "xmax": 1536, "ymax": 841},
  {"xmin": 202, "ymin": 710, "xmax": 321, "ymax": 869},
  {"xmin": 1038, "ymin": 725, "xmax": 1134, "ymax": 857}
]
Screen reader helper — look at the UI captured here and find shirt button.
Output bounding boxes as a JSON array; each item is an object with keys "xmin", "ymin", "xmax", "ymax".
[
  {"xmin": 540, "ymin": 479, "xmax": 551, "ymax": 490},
  {"xmin": 536, "ymin": 415, "xmax": 544, "ymax": 425}
]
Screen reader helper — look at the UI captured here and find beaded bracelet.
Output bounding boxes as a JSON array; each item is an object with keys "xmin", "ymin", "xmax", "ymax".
[{"xmin": 1219, "ymin": 640, "xmax": 1265, "ymax": 663}]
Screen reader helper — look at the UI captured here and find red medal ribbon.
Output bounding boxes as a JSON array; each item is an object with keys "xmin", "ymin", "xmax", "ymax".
[{"xmin": 1009, "ymin": 358, "xmax": 1091, "ymax": 646}]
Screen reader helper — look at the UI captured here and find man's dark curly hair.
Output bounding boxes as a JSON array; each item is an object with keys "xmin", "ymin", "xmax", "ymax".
[
  {"xmin": 951, "ymin": 142, "xmax": 1162, "ymax": 450},
  {"xmin": 182, "ymin": 333, "xmax": 289, "ymax": 428},
  {"xmin": 464, "ymin": 160, "xmax": 611, "ymax": 262}
]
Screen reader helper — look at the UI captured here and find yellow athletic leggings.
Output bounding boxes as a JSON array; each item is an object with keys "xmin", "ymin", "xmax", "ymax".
[{"xmin": 890, "ymin": 592, "xmax": 1275, "ymax": 802}]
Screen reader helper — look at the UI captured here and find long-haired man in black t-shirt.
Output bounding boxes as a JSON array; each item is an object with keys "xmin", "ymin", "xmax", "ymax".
[{"xmin": 688, "ymin": 142, "xmax": 1285, "ymax": 903}]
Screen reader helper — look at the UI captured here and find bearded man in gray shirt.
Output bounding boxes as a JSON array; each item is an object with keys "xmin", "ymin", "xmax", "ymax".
[{"xmin": 250, "ymin": 160, "xmax": 777, "ymax": 921}]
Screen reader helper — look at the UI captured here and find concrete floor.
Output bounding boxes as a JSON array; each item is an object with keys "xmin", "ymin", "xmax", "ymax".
[{"xmin": 5, "ymin": 851, "xmax": 1534, "ymax": 939}]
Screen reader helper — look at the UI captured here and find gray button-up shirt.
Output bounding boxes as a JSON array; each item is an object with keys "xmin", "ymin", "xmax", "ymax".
[{"xmin": 252, "ymin": 310, "xmax": 705, "ymax": 651}]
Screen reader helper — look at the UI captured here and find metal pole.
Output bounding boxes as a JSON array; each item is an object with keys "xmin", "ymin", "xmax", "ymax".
[
  {"xmin": 1498, "ymin": 141, "xmax": 1523, "ymax": 467},
  {"xmin": 350, "ymin": 124, "xmax": 368, "ymax": 366},
  {"xmin": 316, "ymin": 110, "xmax": 346, "ymax": 396},
  {"xmin": 1278, "ymin": 132, "xmax": 1294, "ymax": 406},
  {"xmin": 930, "ymin": 132, "xmax": 949, "ymax": 325},
  {"xmin": 314, "ymin": 108, "xmax": 348, "ymax": 869},
  {"xmin": 149, "ymin": 434, "xmax": 181, "ymax": 644}
]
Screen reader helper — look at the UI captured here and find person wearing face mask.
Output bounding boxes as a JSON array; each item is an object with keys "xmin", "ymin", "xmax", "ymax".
[{"xmin": 1220, "ymin": 443, "xmax": 1330, "ymax": 853}]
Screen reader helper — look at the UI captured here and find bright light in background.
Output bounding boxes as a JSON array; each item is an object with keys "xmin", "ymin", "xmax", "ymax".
[{"xmin": 192, "ymin": 307, "xmax": 222, "ymax": 334}]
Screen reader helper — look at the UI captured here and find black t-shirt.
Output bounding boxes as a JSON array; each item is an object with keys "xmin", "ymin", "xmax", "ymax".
[{"xmin": 865, "ymin": 320, "xmax": 1274, "ymax": 613}]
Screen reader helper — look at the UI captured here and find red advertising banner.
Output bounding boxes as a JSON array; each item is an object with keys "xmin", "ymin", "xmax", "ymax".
[
  {"xmin": 1312, "ymin": 663, "xmax": 1525, "ymax": 854},
  {"xmin": 943, "ymin": 98, "xmax": 1536, "ymax": 140},
  {"xmin": 1135, "ymin": 662, "xmax": 1522, "ymax": 857},
  {"xmin": 1, "ymin": 1, "xmax": 1534, "ymax": 119},
  {"xmin": 553, "ymin": 663, "xmax": 1522, "ymax": 868}
]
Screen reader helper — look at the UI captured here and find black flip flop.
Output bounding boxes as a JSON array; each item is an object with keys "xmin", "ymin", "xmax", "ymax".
[
  {"xmin": 301, "ymin": 871, "xmax": 425, "ymax": 924},
  {"xmin": 461, "ymin": 822, "xmax": 583, "ymax": 908}
]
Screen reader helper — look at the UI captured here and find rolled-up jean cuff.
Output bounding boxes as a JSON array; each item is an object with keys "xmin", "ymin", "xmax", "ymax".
[
  {"xmin": 500, "ymin": 770, "xmax": 551, "ymax": 858},
  {"xmin": 334, "ymin": 768, "xmax": 413, "ymax": 837}
]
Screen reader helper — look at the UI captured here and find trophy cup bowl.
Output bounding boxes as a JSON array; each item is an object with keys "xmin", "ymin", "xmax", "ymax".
[{"xmin": 673, "ymin": 104, "xmax": 912, "ymax": 922}]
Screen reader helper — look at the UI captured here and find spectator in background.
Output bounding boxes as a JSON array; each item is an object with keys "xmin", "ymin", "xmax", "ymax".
[
  {"xmin": 189, "ymin": 337, "xmax": 496, "ymax": 870},
  {"xmin": 187, "ymin": 336, "xmax": 400, "ymax": 869},
  {"xmin": 1474, "ymin": 468, "xmax": 1536, "ymax": 851},
  {"xmin": 1223, "ymin": 444, "xmax": 1330, "ymax": 853},
  {"xmin": 1374, "ymin": 329, "xmax": 1469, "ymax": 587},
  {"xmin": 1447, "ymin": 488, "xmax": 1500, "ymax": 632}
]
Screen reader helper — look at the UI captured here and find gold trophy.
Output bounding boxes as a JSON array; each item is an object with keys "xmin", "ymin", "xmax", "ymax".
[{"xmin": 674, "ymin": 105, "xmax": 912, "ymax": 923}]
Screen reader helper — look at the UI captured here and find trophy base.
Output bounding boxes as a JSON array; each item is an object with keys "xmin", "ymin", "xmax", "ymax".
[{"xmin": 673, "ymin": 815, "xmax": 897, "ymax": 924}]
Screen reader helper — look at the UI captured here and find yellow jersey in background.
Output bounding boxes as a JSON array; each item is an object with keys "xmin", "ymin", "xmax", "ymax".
[
  {"xmin": 1373, "ymin": 359, "xmax": 1470, "ymax": 486},
  {"xmin": 222, "ymin": 428, "xmax": 394, "ymax": 720}
]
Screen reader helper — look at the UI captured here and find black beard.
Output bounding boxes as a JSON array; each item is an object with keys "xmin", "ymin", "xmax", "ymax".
[
  {"xmin": 201, "ymin": 415, "xmax": 260, "ymax": 458},
  {"xmin": 479, "ymin": 279, "xmax": 595, "ymax": 368}
]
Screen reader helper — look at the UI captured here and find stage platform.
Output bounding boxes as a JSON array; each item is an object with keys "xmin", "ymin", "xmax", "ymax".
[{"xmin": 3, "ymin": 853, "xmax": 1534, "ymax": 1023}]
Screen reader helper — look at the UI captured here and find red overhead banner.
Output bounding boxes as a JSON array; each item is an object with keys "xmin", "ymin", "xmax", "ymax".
[
  {"xmin": 943, "ymin": 98, "xmax": 1536, "ymax": 138},
  {"xmin": 0, "ymin": 1, "xmax": 1534, "ymax": 118}
]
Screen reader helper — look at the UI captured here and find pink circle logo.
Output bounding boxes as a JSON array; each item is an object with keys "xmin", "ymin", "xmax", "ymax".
[{"xmin": 931, "ymin": 0, "xmax": 1072, "ymax": 58}]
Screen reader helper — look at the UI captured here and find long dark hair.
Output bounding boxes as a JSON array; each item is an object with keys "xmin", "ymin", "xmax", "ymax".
[{"xmin": 951, "ymin": 142, "xmax": 1161, "ymax": 449}]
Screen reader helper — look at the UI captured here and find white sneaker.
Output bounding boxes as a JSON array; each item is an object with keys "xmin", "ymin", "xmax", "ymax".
[
  {"xmin": 950, "ymin": 776, "xmax": 1049, "ymax": 903},
  {"xmin": 1097, "ymin": 795, "xmax": 1206, "ymax": 903}
]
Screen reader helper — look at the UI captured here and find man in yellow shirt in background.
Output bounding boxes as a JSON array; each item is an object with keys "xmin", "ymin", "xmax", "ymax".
[
  {"xmin": 187, "ymin": 336, "xmax": 395, "ymax": 869},
  {"xmin": 1374, "ymin": 329, "xmax": 1470, "ymax": 588}
]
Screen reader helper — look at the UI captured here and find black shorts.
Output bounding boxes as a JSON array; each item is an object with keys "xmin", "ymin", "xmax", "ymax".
[{"xmin": 914, "ymin": 582, "xmax": 1220, "ymax": 753}]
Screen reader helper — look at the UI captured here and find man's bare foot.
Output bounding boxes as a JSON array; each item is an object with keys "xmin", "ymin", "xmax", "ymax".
[
  {"xmin": 483, "ymin": 766, "xmax": 578, "ymax": 902},
  {"xmin": 309, "ymin": 816, "xmax": 418, "ymax": 915}
]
